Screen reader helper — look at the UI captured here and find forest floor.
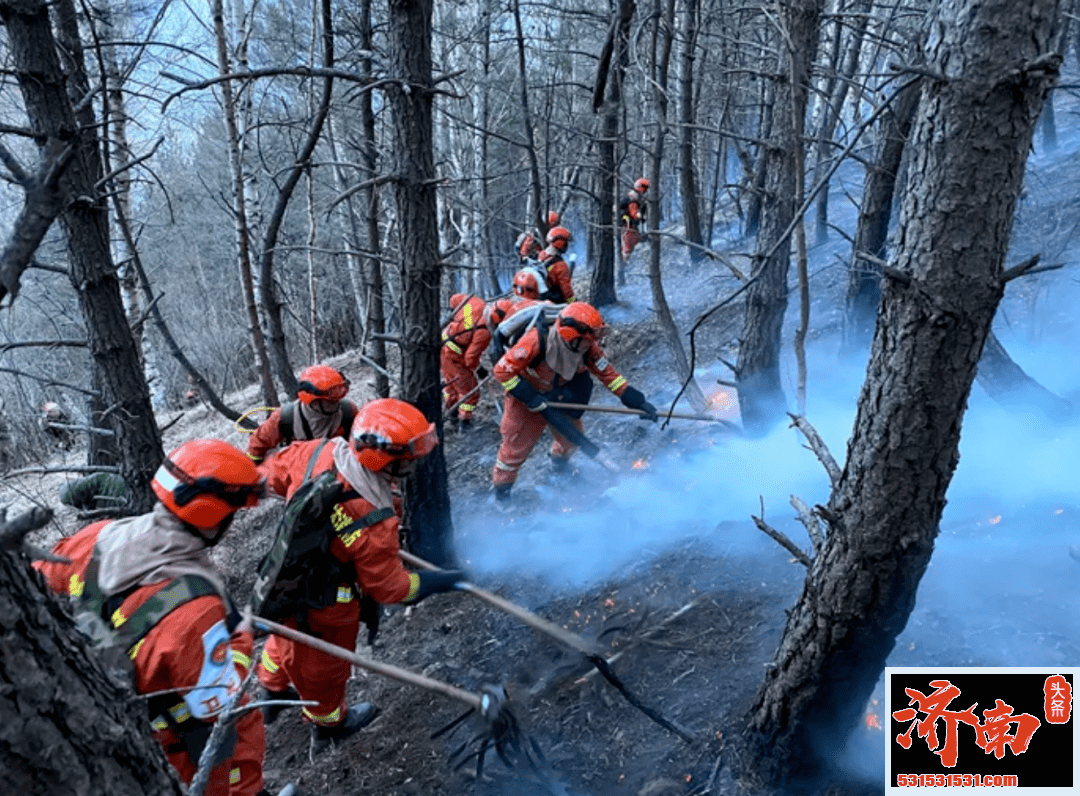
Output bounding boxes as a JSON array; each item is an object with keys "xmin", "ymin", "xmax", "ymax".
[{"xmin": 13, "ymin": 129, "xmax": 1080, "ymax": 796}]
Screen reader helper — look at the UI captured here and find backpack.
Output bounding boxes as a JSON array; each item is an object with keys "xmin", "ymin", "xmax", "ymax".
[
  {"xmin": 250, "ymin": 441, "xmax": 394, "ymax": 621},
  {"xmin": 278, "ymin": 400, "xmax": 357, "ymax": 445},
  {"xmin": 490, "ymin": 301, "xmax": 562, "ymax": 362}
]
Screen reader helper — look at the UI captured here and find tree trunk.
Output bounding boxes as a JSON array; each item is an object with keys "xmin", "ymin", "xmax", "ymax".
[
  {"xmin": 3, "ymin": 0, "xmax": 162, "ymax": 511},
  {"xmin": 212, "ymin": 0, "xmax": 278, "ymax": 408},
  {"xmin": 589, "ymin": 0, "xmax": 635, "ymax": 309},
  {"xmin": 257, "ymin": 0, "xmax": 334, "ymax": 399},
  {"xmin": 743, "ymin": 1, "xmax": 1061, "ymax": 786},
  {"xmin": 678, "ymin": 0, "xmax": 704, "ymax": 263},
  {"xmin": 976, "ymin": 329, "xmax": 1073, "ymax": 420},
  {"xmin": 647, "ymin": 0, "xmax": 705, "ymax": 410},
  {"xmin": 842, "ymin": 74, "xmax": 921, "ymax": 355},
  {"xmin": 386, "ymin": 0, "xmax": 455, "ymax": 567},
  {"xmin": 0, "ymin": 512, "xmax": 183, "ymax": 795},
  {"xmin": 735, "ymin": 0, "xmax": 822, "ymax": 436}
]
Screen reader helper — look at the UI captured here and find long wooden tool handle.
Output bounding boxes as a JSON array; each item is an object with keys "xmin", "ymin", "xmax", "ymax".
[
  {"xmin": 254, "ymin": 615, "xmax": 481, "ymax": 710},
  {"xmin": 400, "ymin": 550, "xmax": 602, "ymax": 657},
  {"xmin": 546, "ymin": 401, "xmax": 723, "ymax": 423}
]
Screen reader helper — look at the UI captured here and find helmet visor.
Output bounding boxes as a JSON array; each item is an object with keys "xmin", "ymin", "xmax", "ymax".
[
  {"xmin": 163, "ymin": 460, "xmax": 265, "ymax": 509},
  {"xmin": 298, "ymin": 378, "xmax": 349, "ymax": 401}
]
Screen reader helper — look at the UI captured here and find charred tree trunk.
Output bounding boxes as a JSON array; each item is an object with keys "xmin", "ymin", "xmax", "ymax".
[
  {"xmin": 1, "ymin": 0, "xmax": 162, "ymax": 511},
  {"xmin": 735, "ymin": 0, "xmax": 822, "ymax": 436},
  {"xmin": 678, "ymin": 0, "xmax": 704, "ymax": 263},
  {"xmin": 590, "ymin": 0, "xmax": 635, "ymax": 309},
  {"xmin": 743, "ymin": 1, "xmax": 1061, "ymax": 787},
  {"xmin": 842, "ymin": 59, "xmax": 922, "ymax": 355},
  {"xmin": 0, "ymin": 510, "xmax": 183, "ymax": 795},
  {"xmin": 386, "ymin": 0, "xmax": 455, "ymax": 567}
]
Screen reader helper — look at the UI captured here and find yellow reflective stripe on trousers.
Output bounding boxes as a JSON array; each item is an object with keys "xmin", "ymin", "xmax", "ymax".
[
  {"xmin": 230, "ymin": 767, "xmax": 241, "ymax": 785},
  {"xmin": 501, "ymin": 375, "xmax": 520, "ymax": 390},
  {"xmin": 445, "ymin": 340, "xmax": 463, "ymax": 355},
  {"xmin": 304, "ymin": 704, "xmax": 343, "ymax": 725},
  {"xmin": 608, "ymin": 376, "xmax": 627, "ymax": 392},
  {"xmin": 260, "ymin": 647, "xmax": 281, "ymax": 674}
]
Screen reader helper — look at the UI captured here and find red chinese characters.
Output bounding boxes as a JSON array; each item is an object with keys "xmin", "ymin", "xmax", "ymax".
[
  {"xmin": 1043, "ymin": 675, "xmax": 1072, "ymax": 725},
  {"xmin": 893, "ymin": 679, "xmax": 1041, "ymax": 767}
]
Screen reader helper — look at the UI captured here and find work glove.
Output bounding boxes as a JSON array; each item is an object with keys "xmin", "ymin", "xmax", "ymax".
[
  {"xmin": 620, "ymin": 386, "xmax": 658, "ymax": 422},
  {"xmin": 508, "ymin": 380, "xmax": 548, "ymax": 413},
  {"xmin": 358, "ymin": 593, "xmax": 382, "ymax": 646},
  {"xmin": 476, "ymin": 365, "xmax": 489, "ymax": 380},
  {"xmin": 407, "ymin": 570, "xmax": 466, "ymax": 604}
]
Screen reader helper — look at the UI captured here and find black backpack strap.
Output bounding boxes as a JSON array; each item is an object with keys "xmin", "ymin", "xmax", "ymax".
[
  {"xmin": 112, "ymin": 574, "xmax": 221, "ymax": 654},
  {"xmin": 278, "ymin": 402, "xmax": 296, "ymax": 444}
]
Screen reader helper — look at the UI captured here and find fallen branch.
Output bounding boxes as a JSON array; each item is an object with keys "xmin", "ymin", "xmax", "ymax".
[{"xmin": 787, "ymin": 414, "xmax": 841, "ymax": 488}]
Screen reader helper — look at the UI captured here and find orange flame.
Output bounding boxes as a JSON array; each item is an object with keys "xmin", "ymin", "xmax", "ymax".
[
  {"xmin": 989, "ymin": 515, "xmax": 1002, "ymax": 525},
  {"xmin": 866, "ymin": 713, "xmax": 881, "ymax": 730},
  {"xmin": 632, "ymin": 458, "xmax": 649, "ymax": 470}
]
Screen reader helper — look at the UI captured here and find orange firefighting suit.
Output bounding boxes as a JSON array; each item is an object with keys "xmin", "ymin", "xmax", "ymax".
[
  {"xmin": 246, "ymin": 398, "xmax": 359, "ymax": 463},
  {"xmin": 35, "ymin": 515, "xmax": 265, "ymax": 796},
  {"xmin": 441, "ymin": 294, "xmax": 491, "ymax": 422},
  {"xmin": 537, "ymin": 247, "xmax": 575, "ymax": 304},
  {"xmin": 619, "ymin": 191, "xmax": 645, "ymax": 260},
  {"xmin": 492, "ymin": 324, "xmax": 630, "ymax": 487},
  {"xmin": 256, "ymin": 438, "xmax": 421, "ymax": 728}
]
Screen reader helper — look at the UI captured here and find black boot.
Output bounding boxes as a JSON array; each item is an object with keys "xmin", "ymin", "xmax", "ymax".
[
  {"xmin": 310, "ymin": 702, "xmax": 380, "ymax": 754},
  {"xmin": 258, "ymin": 686, "xmax": 299, "ymax": 726}
]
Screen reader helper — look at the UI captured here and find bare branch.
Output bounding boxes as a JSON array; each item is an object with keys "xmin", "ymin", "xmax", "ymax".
[
  {"xmin": 789, "ymin": 494, "xmax": 824, "ymax": 553},
  {"xmin": 788, "ymin": 414, "xmax": 842, "ymax": 488},
  {"xmin": 752, "ymin": 509, "xmax": 812, "ymax": 569}
]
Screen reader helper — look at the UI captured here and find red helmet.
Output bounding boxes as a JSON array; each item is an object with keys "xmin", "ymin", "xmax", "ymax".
[
  {"xmin": 512, "ymin": 267, "xmax": 544, "ymax": 299},
  {"xmin": 152, "ymin": 439, "xmax": 263, "ymax": 530},
  {"xmin": 634, "ymin": 177, "xmax": 650, "ymax": 193},
  {"xmin": 546, "ymin": 210, "xmax": 560, "ymax": 228},
  {"xmin": 546, "ymin": 226, "xmax": 571, "ymax": 249},
  {"xmin": 351, "ymin": 398, "xmax": 438, "ymax": 472},
  {"xmin": 297, "ymin": 364, "xmax": 350, "ymax": 405},
  {"xmin": 556, "ymin": 302, "xmax": 605, "ymax": 348}
]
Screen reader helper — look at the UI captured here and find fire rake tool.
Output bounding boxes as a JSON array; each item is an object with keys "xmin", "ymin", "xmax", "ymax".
[
  {"xmin": 399, "ymin": 550, "xmax": 695, "ymax": 743},
  {"xmin": 252, "ymin": 615, "xmax": 538, "ymax": 775}
]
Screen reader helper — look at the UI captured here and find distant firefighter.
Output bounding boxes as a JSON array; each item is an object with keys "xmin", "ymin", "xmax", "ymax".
[
  {"xmin": 619, "ymin": 177, "xmax": 650, "ymax": 261},
  {"xmin": 60, "ymin": 472, "xmax": 129, "ymax": 514},
  {"xmin": 40, "ymin": 401, "xmax": 75, "ymax": 450},
  {"xmin": 515, "ymin": 210, "xmax": 560, "ymax": 263}
]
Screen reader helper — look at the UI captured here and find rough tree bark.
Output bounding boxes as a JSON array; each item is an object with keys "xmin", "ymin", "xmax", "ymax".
[
  {"xmin": 677, "ymin": 0, "xmax": 704, "ymax": 264},
  {"xmin": 1, "ymin": 0, "xmax": 162, "ymax": 511},
  {"xmin": 735, "ymin": 0, "xmax": 823, "ymax": 436},
  {"xmin": 742, "ymin": 1, "xmax": 1062, "ymax": 787},
  {"xmin": 589, "ymin": 0, "xmax": 635, "ymax": 309},
  {"xmin": 0, "ymin": 509, "xmax": 183, "ymax": 795},
  {"xmin": 386, "ymin": 0, "xmax": 455, "ymax": 567}
]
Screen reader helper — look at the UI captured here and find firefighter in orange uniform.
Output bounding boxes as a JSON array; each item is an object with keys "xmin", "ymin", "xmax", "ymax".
[
  {"xmin": 537, "ymin": 226, "xmax": 575, "ymax": 304},
  {"xmin": 619, "ymin": 177, "xmax": 650, "ymax": 261},
  {"xmin": 491, "ymin": 302, "xmax": 657, "ymax": 503},
  {"xmin": 441, "ymin": 294, "xmax": 492, "ymax": 429},
  {"xmin": 35, "ymin": 440, "xmax": 270, "ymax": 796},
  {"xmin": 255, "ymin": 399, "xmax": 463, "ymax": 754},
  {"xmin": 246, "ymin": 364, "xmax": 358, "ymax": 463},
  {"xmin": 514, "ymin": 210, "xmax": 560, "ymax": 263},
  {"xmin": 485, "ymin": 266, "xmax": 546, "ymax": 335}
]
